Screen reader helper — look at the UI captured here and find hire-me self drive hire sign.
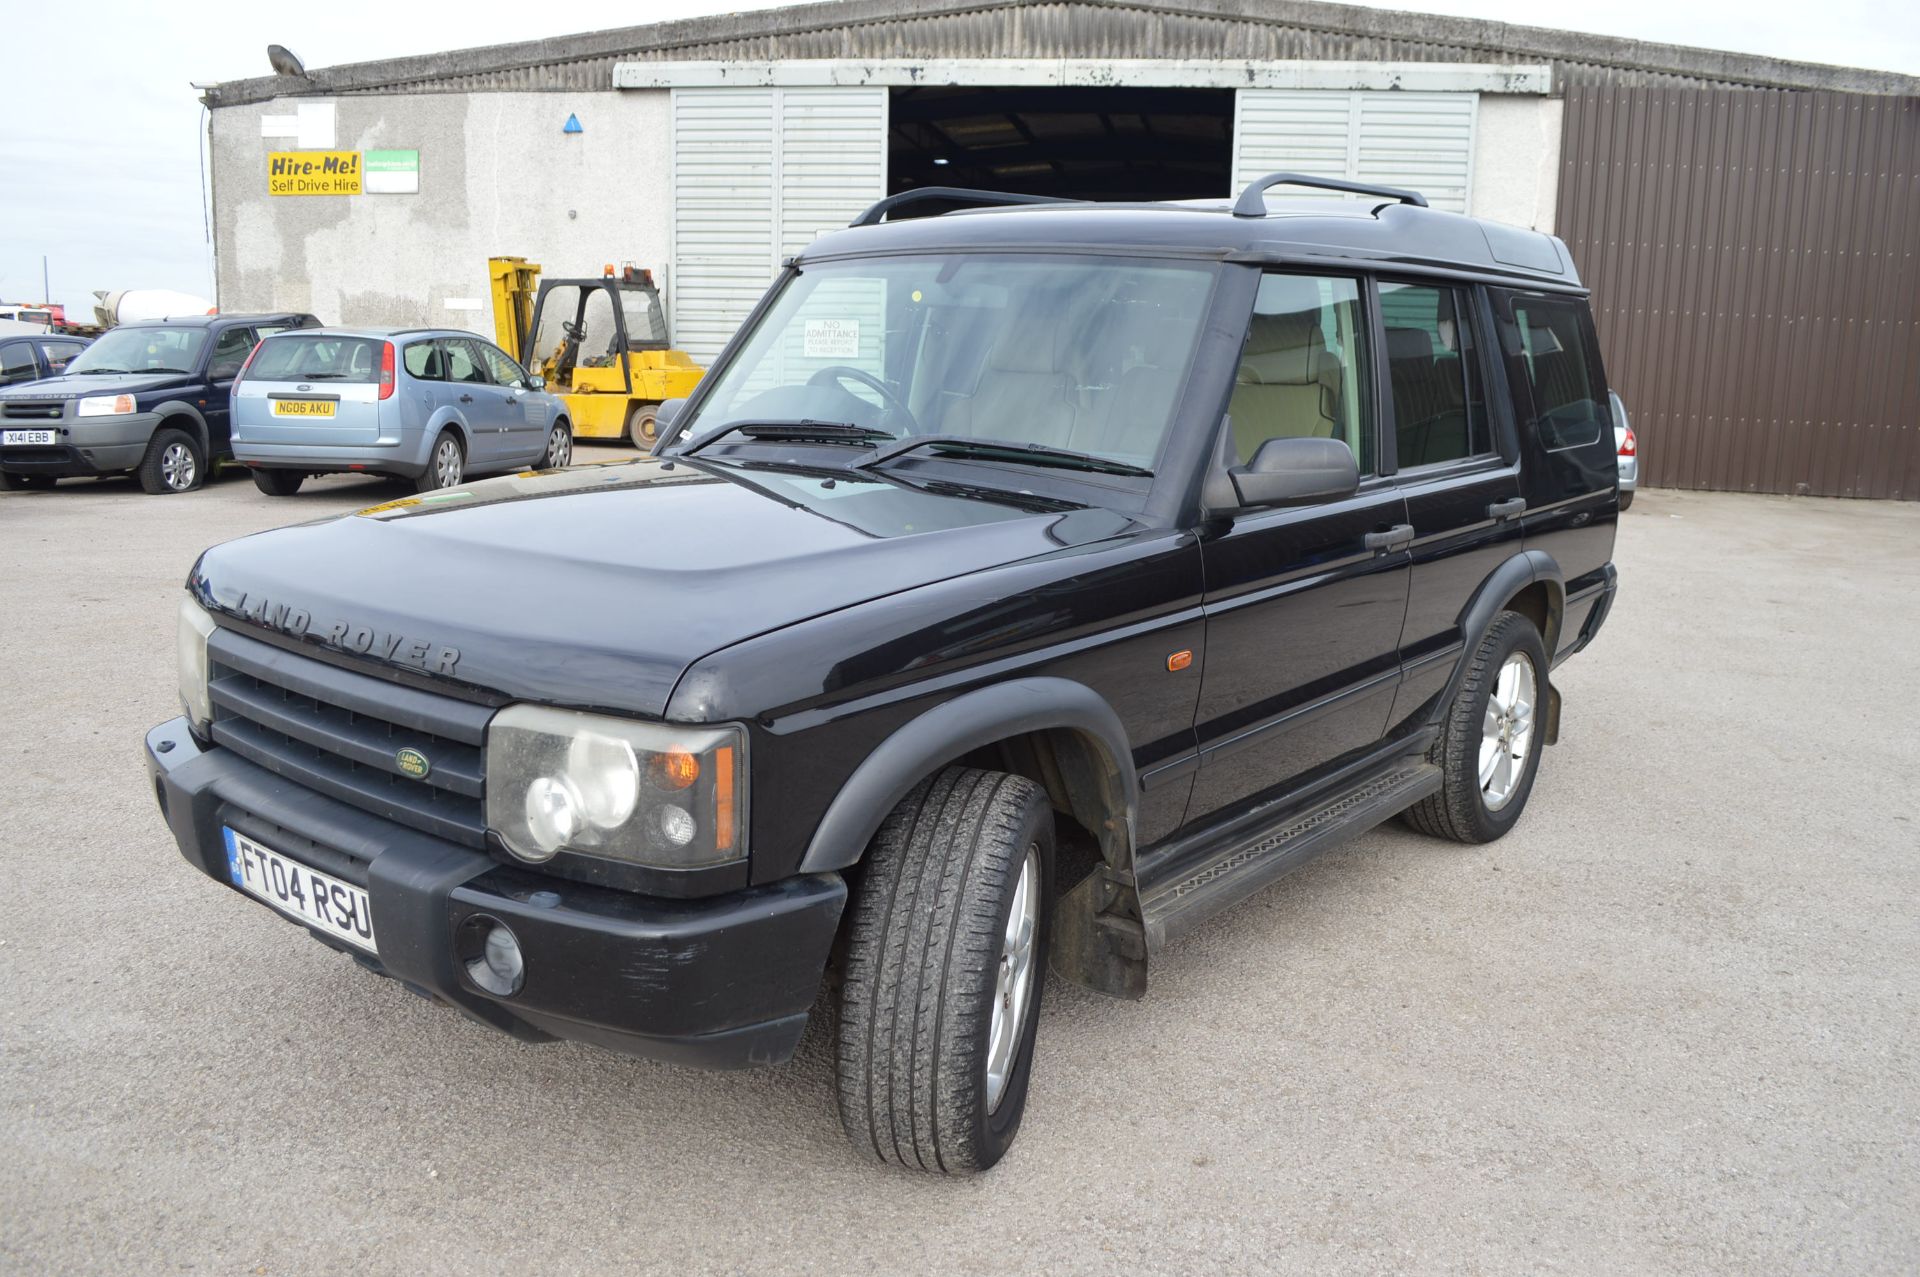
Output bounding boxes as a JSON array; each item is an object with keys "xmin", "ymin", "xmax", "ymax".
[{"xmin": 268, "ymin": 151, "xmax": 362, "ymax": 196}]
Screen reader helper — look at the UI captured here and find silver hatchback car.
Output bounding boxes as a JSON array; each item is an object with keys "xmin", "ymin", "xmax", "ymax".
[{"xmin": 231, "ymin": 328, "xmax": 572, "ymax": 496}]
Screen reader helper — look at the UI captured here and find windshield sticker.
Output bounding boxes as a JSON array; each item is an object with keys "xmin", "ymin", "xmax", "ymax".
[{"xmin": 803, "ymin": 319, "xmax": 859, "ymax": 360}]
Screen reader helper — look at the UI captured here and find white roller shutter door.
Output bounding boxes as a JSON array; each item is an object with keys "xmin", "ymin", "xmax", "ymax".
[
  {"xmin": 670, "ymin": 86, "xmax": 887, "ymax": 364},
  {"xmin": 1232, "ymin": 90, "xmax": 1476, "ymax": 214}
]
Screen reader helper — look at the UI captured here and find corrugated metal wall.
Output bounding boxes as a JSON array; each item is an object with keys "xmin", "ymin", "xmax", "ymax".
[{"xmin": 1558, "ymin": 86, "xmax": 1920, "ymax": 499}]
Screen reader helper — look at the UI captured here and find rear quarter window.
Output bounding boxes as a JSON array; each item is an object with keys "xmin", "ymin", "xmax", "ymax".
[
  {"xmin": 1495, "ymin": 294, "xmax": 1609, "ymax": 452},
  {"xmin": 250, "ymin": 335, "xmax": 382, "ymax": 384}
]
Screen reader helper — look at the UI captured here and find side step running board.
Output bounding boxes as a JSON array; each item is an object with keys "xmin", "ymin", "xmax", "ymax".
[{"xmin": 1139, "ymin": 763, "xmax": 1442, "ymax": 952}]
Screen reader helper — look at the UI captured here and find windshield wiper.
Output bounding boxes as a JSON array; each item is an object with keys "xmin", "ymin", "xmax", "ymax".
[
  {"xmin": 73, "ymin": 367, "xmax": 130, "ymax": 375},
  {"xmin": 294, "ymin": 372, "xmax": 350, "ymax": 380},
  {"xmin": 854, "ymin": 434, "xmax": 1154, "ymax": 478},
  {"xmin": 679, "ymin": 419, "xmax": 895, "ymax": 456}
]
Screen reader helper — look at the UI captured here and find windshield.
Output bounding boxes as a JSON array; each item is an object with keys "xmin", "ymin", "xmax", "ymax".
[
  {"xmin": 678, "ymin": 254, "xmax": 1218, "ymax": 471},
  {"xmin": 620, "ymin": 286, "xmax": 669, "ymax": 346},
  {"xmin": 67, "ymin": 326, "xmax": 209, "ymax": 375}
]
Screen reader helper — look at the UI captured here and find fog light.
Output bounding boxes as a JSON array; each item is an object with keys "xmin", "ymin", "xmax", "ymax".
[
  {"xmin": 658, "ymin": 804, "xmax": 696, "ymax": 847},
  {"xmin": 464, "ymin": 918, "xmax": 524, "ymax": 997}
]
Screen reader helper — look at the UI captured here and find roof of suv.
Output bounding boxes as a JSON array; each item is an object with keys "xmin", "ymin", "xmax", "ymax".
[
  {"xmin": 801, "ymin": 196, "xmax": 1583, "ymax": 291},
  {"xmin": 121, "ymin": 313, "xmax": 315, "ymax": 328}
]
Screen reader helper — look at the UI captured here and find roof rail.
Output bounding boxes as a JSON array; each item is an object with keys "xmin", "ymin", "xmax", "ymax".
[
  {"xmin": 850, "ymin": 187, "xmax": 1085, "ymax": 228},
  {"xmin": 1232, "ymin": 172, "xmax": 1429, "ymax": 217}
]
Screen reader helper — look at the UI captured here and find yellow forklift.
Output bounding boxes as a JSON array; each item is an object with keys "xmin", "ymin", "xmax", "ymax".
[{"xmin": 489, "ymin": 256, "xmax": 704, "ymax": 447}]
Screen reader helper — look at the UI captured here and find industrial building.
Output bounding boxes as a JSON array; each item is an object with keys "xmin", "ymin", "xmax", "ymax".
[{"xmin": 201, "ymin": 0, "xmax": 1920, "ymax": 498}]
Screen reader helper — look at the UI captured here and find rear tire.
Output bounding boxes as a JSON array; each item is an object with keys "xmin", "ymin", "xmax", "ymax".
[
  {"xmin": 415, "ymin": 431, "xmax": 464, "ymax": 493},
  {"xmin": 1403, "ymin": 610, "xmax": 1549, "ymax": 844},
  {"xmin": 1618, "ymin": 490, "xmax": 1635, "ymax": 511},
  {"xmin": 250, "ymin": 469, "xmax": 305, "ymax": 497},
  {"xmin": 626, "ymin": 403, "xmax": 659, "ymax": 449},
  {"xmin": 0, "ymin": 472, "xmax": 56, "ymax": 490},
  {"xmin": 136, "ymin": 427, "xmax": 204, "ymax": 494}
]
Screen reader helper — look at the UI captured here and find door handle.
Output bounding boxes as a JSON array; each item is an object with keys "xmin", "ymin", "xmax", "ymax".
[
  {"xmin": 1364, "ymin": 524, "xmax": 1415, "ymax": 552},
  {"xmin": 1488, "ymin": 497, "xmax": 1527, "ymax": 520},
  {"xmin": 458, "ymin": 394, "xmax": 474, "ymax": 403}
]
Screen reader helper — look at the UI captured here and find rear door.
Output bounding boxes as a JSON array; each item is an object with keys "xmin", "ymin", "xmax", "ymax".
[
  {"xmin": 38, "ymin": 340, "xmax": 87, "ymax": 378},
  {"xmin": 233, "ymin": 334, "xmax": 387, "ymax": 446},
  {"xmin": 1490, "ymin": 289, "xmax": 1619, "ymax": 661},
  {"xmin": 1377, "ymin": 279, "xmax": 1525, "ymax": 735},
  {"xmin": 1187, "ymin": 271, "xmax": 1411, "ymax": 825}
]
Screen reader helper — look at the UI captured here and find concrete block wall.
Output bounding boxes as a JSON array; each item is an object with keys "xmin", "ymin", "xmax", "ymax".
[{"xmin": 210, "ymin": 91, "xmax": 671, "ymax": 335}]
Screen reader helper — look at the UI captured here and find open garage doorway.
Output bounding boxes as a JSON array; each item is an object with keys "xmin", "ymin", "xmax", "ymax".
[{"xmin": 888, "ymin": 86, "xmax": 1234, "ymax": 203}]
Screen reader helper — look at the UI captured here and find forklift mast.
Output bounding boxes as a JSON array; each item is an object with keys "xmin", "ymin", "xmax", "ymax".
[{"xmin": 487, "ymin": 256, "xmax": 541, "ymax": 365}]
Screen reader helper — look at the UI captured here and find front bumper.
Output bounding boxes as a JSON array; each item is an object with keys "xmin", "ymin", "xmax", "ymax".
[
  {"xmin": 0, "ymin": 412, "xmax": 159, "ymax": 475},
  {"xmin": 145, "ymin": 715, "xmax": 846, "ymax": 1068}
]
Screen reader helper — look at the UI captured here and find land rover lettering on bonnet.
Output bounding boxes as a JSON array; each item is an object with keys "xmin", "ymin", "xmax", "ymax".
[{"xmin": 146, "ymin": 175, "xmax": 1620, "ymax": 1175}]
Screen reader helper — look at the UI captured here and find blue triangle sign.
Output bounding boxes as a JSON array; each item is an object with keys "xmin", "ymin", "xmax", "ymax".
[{"xmin": 563, "ymin": 113, "xmax": 583, "ymax": 134}]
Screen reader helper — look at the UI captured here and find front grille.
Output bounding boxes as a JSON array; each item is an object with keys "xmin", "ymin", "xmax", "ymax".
[
  {"xmin": 207, "ymin": 626, "xmax": 493, "ymax": 847},
  {"xmin": 1, "ymin": 401, "xmax": 65, "ymax": 420}
]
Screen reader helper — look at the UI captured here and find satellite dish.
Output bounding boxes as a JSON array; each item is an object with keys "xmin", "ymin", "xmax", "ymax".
[{"xmin": 267, "ymin": 45, "xmax": 307, "ymax": 77}]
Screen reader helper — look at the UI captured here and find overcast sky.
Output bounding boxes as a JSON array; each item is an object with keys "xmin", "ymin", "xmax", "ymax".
[{"xmin": 2, "ymin": 0, "xmax": 1914, "ymax": 316}]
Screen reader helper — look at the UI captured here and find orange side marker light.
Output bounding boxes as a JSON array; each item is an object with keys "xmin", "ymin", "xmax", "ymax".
[{"xmin": 1167, "ymin": 650, "xmax": 1193, "ymax": 672}]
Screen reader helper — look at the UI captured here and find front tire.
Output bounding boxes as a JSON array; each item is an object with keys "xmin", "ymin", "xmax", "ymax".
[
  {"xmin": 1403, "ymin": 610, "xmax": 1549, "ymax": 844},
  {"xmin": 137, "ymin": 427, "xmax": 205, "ymax": 494},
  {"xmin": 835, "ymin": 766, "xmax": 1055, "ymax": 1175},
  {"xmin": 415, "ymin": 431, "xmax": 464, "ymax": 493},
  {"xmin": 250, "ymin": 469, "xmax": 305, "ymax": 497},
  {"xmin": 538, "ymin": 421, "xmax": 573, "ymax": 470},
  {"xmin": 625, "ymin": 403, "xmax": 658, "ymax": 449}
]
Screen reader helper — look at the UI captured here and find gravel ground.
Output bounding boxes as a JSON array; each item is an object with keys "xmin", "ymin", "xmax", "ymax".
[{"xmin": 2, "ymin": 461, "xmax": 1916, "ymax": 1275}]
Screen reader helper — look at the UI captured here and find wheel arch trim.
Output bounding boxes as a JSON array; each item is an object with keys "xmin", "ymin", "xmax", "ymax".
[
  {"xmin": 796, "ymin": 677, "xmax": 1138, "ymax": 875},
  {"xmin": 149, "ymin": 401, "xmax": 210, "ymax": 456},
  {"xmin": 1431, "ymin": 550, "xmax": 1564, "ymax": 729}
]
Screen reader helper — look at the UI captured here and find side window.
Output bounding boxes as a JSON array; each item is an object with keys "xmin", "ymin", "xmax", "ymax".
[
  {"xmin": 1499, "ymin": 295, "xmax": 1608, "ymax": 451},
  {"xmin": 1229, "ymin": 273, "xmax": 1373, "ymax": 473},
  {"xmin": 1379, "ymin": 282, "xmax": 1492, "ymax": 469},
  {"xmin": 441, "ymin": 339, "xmax": 489, "ymax": 385},
  {"xmin": 41, "ymin": 341, "xmax": 86, "ymax": 373},
  {"xmin": 207, "ymin": 328, "xmax": 254, "ymax": 380},
  {"xmin": 1, "ymin": 343, "xmax": 39, "ymax": 385},
  {"xmin": 403, "ymin": 341, "xmax": 443, "ymax": 380},
  {"xmin": 478, "ymin": 343, "xmax": 528, "ymax": 388}
]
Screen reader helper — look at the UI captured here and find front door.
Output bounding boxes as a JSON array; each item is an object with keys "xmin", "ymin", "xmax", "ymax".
[
  {"xmin": 476, "ymin": 341, "xmax": 548, "ymax": 463},
  {"xmin": 1376, "ymin": 280, "xmax": 1525, "ymax": 733},
  {"xmin": 1187, "ymin": 272, "xmax": 1412, "ymax": 824}
]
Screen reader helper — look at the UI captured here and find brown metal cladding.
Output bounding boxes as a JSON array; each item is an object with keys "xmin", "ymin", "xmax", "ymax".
[{"xmin": 1559, "ymin": 86, "xmax": 1920, "ymax": 499}]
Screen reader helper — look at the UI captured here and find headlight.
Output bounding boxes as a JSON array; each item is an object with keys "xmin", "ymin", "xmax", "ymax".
[
  {"xmin": 177, "ymin": 596, "xmax": 217, "ymax": 732},
  {"xmin": 485, "ymin": 705, "xmax": 747, "ymax": 869},
  {"xmin": 78, "ymin": 394, "xmax": 136, "ymax": 417}
]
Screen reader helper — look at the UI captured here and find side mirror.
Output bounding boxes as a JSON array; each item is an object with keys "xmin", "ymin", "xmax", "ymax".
[
  {"xmin": 655, "ymin": 397, "xmax": 687, "ymax": 437},
  {"xmin": 1229, "ymin": 436, "xmax": 1361, "ymax": 508},
  {"xmin": 526, "ymin": 374, "xmax": 545, "ymax": 391}
]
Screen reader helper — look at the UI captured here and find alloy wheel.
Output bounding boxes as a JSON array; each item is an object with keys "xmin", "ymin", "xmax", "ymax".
[
  {"xmin": 161, "ymin": 442, "xmax": 197, "ymax": 491},
  {"xmin": 1479, "ymin": 651, "xmax": 1537, "ymax": 811},
  {"xmin": 985, "ymin": 844, "xmax": 1040, "ymax": 1113}
]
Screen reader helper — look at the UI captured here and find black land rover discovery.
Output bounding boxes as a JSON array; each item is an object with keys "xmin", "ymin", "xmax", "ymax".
[{"xmin": 146, "ymin": 176, "xmax": 1620, "ymax": 1174}]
